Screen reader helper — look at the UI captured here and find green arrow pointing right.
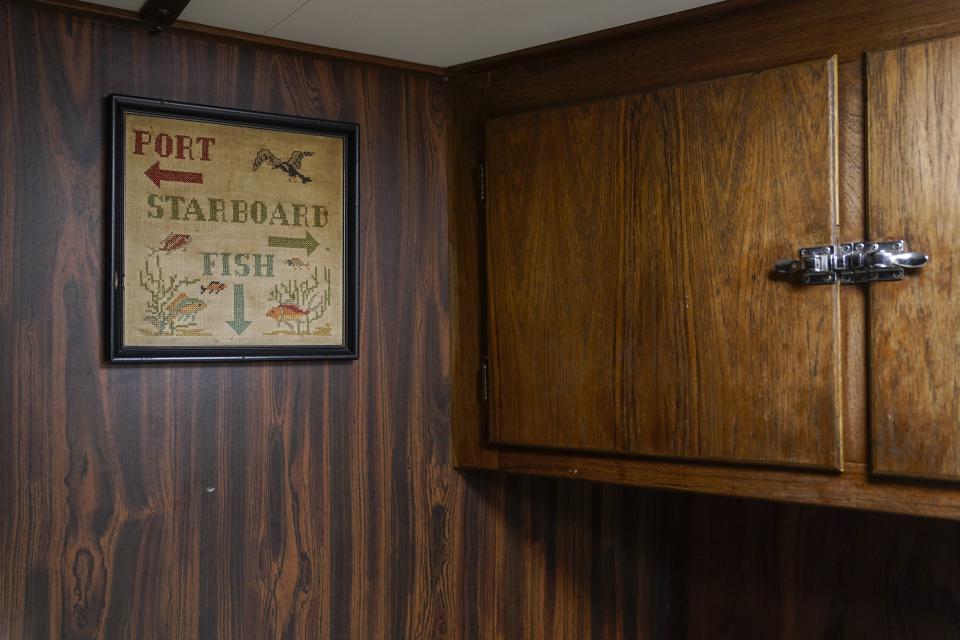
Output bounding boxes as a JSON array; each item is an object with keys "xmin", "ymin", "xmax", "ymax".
[{"xmin": 267, "ymin": 230, "xmax": 319, "ymax": 256}]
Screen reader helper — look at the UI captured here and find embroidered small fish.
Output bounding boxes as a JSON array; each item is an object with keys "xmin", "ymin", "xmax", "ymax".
[
  {"xmin": 266, "ymin": 303, "xmax": 309, "ymax": 323},
  {"xmin": 166, "ymin": 293, "xmax": 207, "ymax": 316},
  {"xmin": 286, "ymin": 258, "xmax": 309, "ymax": 269},
  {"xmin": 156, "ymin": 233, "xmax": 191, "ymax": 253},
  {"xmin": 201, "ymin": 281, "xmax": 226, "ymax": 294}
]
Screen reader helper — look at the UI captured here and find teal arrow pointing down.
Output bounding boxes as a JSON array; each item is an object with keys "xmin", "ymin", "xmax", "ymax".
[{"xmin": 227, "ymin": 284, "xmax": 252, "ymax": 335}]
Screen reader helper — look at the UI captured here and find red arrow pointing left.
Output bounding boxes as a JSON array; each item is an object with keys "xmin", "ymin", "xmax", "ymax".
[{"xmin": 144, "ymin": 161, "xmax": 204, "ymax": 188}]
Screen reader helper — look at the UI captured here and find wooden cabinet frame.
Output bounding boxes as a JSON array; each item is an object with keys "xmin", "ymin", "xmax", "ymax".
[{"xmin": 448, "ymin": 0, "xmax": 960, "ymax": 520}]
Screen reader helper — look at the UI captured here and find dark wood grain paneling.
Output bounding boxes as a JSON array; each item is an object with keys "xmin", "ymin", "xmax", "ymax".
[
  {"xmin": 0, "ymin": 2, "xmax": 458, "ymax": 637},
  {"xmin": 672, "ymin": 493, "xmax": 960, "ymax": 639},
  {"xmin": 868, "ymin": 34, "xmax": 960, "ymax": 481}
]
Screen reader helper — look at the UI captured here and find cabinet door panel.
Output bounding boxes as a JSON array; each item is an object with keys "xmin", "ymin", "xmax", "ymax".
[
  {"xmin": 619, "ymin": 89, "xmax": 693, "ymax": 456},
  {"xmin": 625, "ymin": 59, "xmax": 841, "ymax": 466},
  {"xmin": 485, "ymin": 99, "xmax": 627, "ymax": 450},
  {"xmin": 485, "ymin": 58, "xmax": 842, "ymax": 469},
  {"xmin": 868, "ymin": 36, "xmax": 960, "ymax": 480}
]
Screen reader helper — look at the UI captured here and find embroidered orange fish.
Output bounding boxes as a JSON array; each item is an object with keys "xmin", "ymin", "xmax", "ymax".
[
  {"xmin": 201, "ymin": 281, "xmax": 226, "ymax": 294},
  {"xmin": 287, "ymin": 258, "xmax": 309, "ymax": 269},
  {"xmin": 266, "ymin": 303, "xmax": 309, "ymax": 323},
  {"xmin": 156, "ymin": 233, "xmax": 191, "ymax": 252}
]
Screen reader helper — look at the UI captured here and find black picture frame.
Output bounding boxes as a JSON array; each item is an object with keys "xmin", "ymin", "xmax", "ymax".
[{"xmin": 108, "ymin": 94, "xmax": 359, "ymax": 362}]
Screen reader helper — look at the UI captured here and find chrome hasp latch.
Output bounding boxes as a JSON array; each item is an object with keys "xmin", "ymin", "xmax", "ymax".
[{"xmin": 774, "ymin": 240, "xmax": 928, "ymax": 285}]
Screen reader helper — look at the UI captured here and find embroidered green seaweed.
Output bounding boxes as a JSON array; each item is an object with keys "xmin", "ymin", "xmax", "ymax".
[
  {"xmin": 267, "ymin": 265, "xmax": 332, "ymax": 334},
  {"xmin": 138, "ymin": 254, "xmax": 203, "ymax": 335}
]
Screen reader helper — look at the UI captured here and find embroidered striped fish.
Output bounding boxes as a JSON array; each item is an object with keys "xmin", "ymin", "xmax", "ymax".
[
  {"xmin": 156, "ymin": 233, "xmax": 191, "ymax": 253},
  {"xmin": 166, "ymin": 293, "xmax": 207, "ymax": 316}
]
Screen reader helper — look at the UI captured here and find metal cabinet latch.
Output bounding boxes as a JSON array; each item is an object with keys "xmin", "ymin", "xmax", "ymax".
[{"xmin": 774, "ymin": 240, "xmax": 928, "ymax": 285}]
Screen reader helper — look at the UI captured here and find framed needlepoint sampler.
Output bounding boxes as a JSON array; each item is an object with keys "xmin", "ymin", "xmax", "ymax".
[{"xmin": 108, "ymin": 95, "xmax": 359, "ymax": 362}]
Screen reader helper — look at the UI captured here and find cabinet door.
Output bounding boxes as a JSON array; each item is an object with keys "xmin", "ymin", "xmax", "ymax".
[
  {"xmin": 484, "ymin": 98, "xmax": 628, "ymax": 452},
  {"xmin": 484, "ymin": 57, "xmax": 842, "ymax": 469},
  {"xmin": 868, "ymin": 35, "xmax": 960, "ymax": 480}
]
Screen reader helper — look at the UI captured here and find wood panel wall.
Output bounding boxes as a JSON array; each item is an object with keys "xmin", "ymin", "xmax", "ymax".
[
  {"xmin": 1, "ymin": 1, "xmax": 959, "ymax": 639},
  {"xmin": 0, "ymin": 3, "xmax": 677, "ymax": 638}
]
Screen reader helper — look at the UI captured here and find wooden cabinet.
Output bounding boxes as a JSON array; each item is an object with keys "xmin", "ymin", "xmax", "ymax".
[
  {"xmin": 486, "ymin": 58, "xmax": 842, "ymax": 469},
  {"xmin": 452, "ymin": 7, "xmax": 960, "ymax": 519}
]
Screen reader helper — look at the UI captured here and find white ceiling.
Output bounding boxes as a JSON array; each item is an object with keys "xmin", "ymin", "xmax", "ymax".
[{"xmin": 96, "ymin": 0, "xmax": 719, "ymax": 67}]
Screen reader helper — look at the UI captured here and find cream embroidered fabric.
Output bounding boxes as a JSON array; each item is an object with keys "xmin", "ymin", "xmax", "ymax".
[{"xmin": 122, "ymin": 113, "xmax": 346, "ymax": 347}]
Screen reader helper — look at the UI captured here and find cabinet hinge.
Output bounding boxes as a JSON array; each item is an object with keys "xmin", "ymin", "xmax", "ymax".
[
  {"xmin": 774, "ymin": 239, "xmax": 928, "ymax": 285},
  {"xmin": 478, "ymin": 162, "xmax": 486, "ymax": 204},
  {"xmin": 479, "ymin": 358, "xmax": 489, "ymax": 403}
]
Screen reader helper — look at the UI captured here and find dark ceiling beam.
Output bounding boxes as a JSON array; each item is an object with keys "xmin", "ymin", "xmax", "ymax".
[{"xmin": 139, "ymin": 0, "xmax": 190, "ymax": 30}]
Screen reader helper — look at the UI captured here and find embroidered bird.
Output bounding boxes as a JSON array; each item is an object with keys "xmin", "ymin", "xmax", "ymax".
[{"xmin": 252, "ymin": 149, "xmax": 314, "ymax": 183}]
